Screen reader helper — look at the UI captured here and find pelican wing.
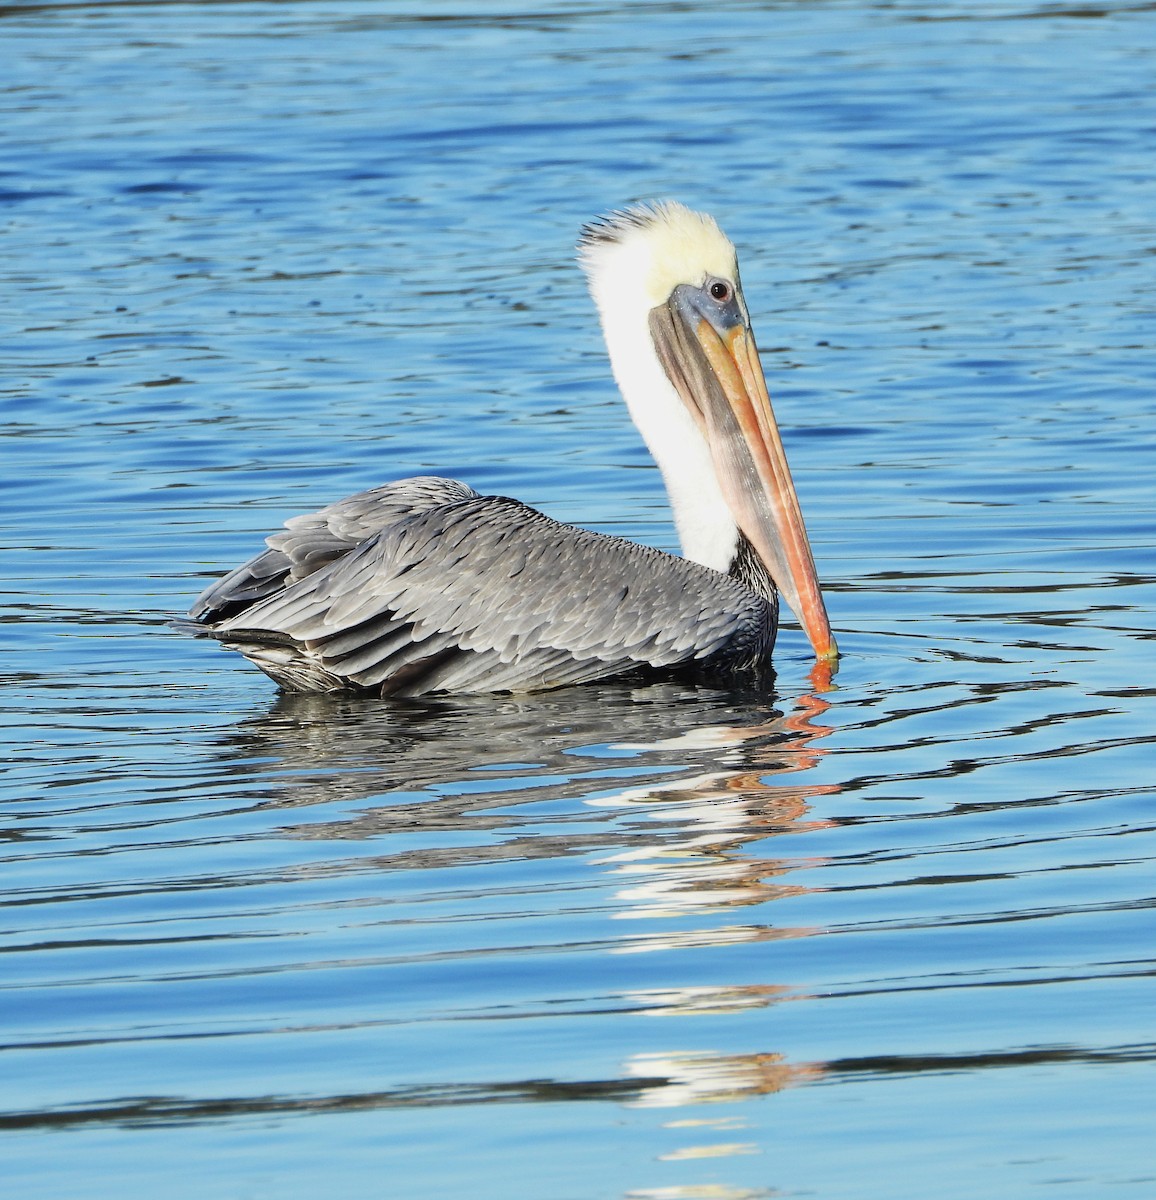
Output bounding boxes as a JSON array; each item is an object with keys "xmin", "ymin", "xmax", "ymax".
[
  {"xmin": 190, "ymin": 477, "xmax": 481, "ymax": 624},
  {"xmin": 202, "ymin": 483, "xmax": 774, "ymax": 696}
]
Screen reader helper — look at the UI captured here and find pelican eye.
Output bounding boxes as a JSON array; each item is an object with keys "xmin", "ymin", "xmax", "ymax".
[{"xmin": 708, "ymin": 279, "xmax": 732, "ymax": 303}]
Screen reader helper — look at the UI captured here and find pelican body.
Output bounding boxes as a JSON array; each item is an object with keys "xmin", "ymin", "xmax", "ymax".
[{"xmin": 187, "ymin": 203, "xmax": 836, "ymax": 697}]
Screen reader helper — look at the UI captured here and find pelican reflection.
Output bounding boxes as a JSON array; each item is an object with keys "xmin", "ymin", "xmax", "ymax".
[{"xmin": 587, "ymin": 692, "xmax": 836, "ymax": 932}]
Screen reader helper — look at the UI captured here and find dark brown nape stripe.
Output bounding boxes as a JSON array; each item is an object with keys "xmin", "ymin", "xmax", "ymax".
[{"xmin": 729, "ymin": 533, "xmax": 779, "ymax": 610}]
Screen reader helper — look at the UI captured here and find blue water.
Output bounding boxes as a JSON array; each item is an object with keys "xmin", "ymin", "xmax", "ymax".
[{"xmin": 3, "ymin": 1, "xmax": 1155, "ymax": 1197}]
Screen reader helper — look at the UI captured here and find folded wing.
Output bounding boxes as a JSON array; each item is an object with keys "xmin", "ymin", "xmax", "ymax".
[{"xmin": 192, "ymin": 477, "xmax": 774, "ymax": 696}]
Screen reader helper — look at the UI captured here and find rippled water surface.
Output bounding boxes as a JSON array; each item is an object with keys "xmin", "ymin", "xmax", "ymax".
[{"xmin": 4, "ymin": 1, "xmax": 1156, "ymax": 1197}]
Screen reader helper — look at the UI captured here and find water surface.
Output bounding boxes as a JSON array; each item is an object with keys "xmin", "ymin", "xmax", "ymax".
[{"xmin": 3, "ymin": 2, "xmax": 1155, "ymax": 1197}]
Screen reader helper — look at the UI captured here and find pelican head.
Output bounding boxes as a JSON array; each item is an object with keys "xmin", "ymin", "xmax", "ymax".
[{"xmin": 579, "ymin": 201, "xmax": 836, "ymax": 664}]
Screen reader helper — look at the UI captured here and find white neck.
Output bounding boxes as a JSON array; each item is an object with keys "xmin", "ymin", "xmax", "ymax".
[{"xmin": 593, "ymin": 293, "xmax": 739, "ymax": 574}]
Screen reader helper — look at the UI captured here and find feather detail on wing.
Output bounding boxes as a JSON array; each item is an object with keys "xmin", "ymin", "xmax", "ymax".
[
  {"xmin": 192, "ymin": 478, "xmax": 774, "ymax": 696},
  {"xmin": 189, "ymin": 477, "xmax": 480, "ymax": 624}
]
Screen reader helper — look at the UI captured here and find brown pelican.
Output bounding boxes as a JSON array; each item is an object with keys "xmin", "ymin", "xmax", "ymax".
[{"xmin": 186, "ymin": 202, "xmax": 837, "ymax": 696}]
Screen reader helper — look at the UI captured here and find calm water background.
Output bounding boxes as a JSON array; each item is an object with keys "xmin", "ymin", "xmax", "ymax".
[{"xmin": 3, "ymin": 1, "xmax": 1155, "ymax": 1196}]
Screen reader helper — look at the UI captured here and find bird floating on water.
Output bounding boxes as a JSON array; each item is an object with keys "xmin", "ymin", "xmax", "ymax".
[{"xmin": 186, "ymin": 202, "xmax": 837, "ymax": 696}]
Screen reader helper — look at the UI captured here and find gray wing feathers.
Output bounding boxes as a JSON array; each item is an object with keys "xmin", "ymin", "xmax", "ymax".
[
  {"xmin": 190, "ymin": 477, "xmax": 479, "ymax": 622},
  {"xmin": 201, "ymin": 481, "xmax": 772, "ymax": 695}
]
